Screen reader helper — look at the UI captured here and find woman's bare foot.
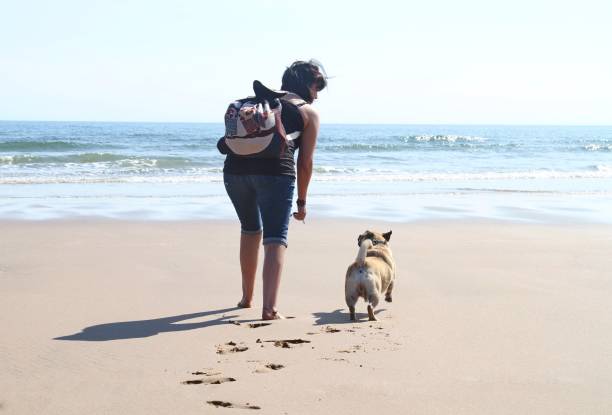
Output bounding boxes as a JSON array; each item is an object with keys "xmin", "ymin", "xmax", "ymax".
[
  {"xmin": 262, "ymin": 309, "xmax": 285, "ymax": 320},
  {"xmin": 237, "ymin": 299, "xmax": 252, "ymax": 308}
]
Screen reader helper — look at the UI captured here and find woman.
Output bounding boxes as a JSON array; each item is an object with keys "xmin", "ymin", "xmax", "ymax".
[{"xmin": 223, "ymin": 60, "xmax": 327, "ymax": 320}]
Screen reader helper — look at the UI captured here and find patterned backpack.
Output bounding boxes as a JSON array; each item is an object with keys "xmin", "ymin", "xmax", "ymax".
[{"xmin": 217, "ymin": 81, "xmax": 289, "ymax": 158}]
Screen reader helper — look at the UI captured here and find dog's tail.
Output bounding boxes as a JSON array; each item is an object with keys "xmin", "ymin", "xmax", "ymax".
[{"xmin": 356, "ymin": 239, "xmax": 372, "ymax": 266}]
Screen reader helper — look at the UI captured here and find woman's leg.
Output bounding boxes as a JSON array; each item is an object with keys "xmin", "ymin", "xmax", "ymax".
[
  {"xmin": 224, "ymin": 173, "xmax": 263, "ymax": 308},
  {"xmin": 254, "ymin": 175, "xmax": 295, "ymax": 320},
  {"xmin": 238, "ymin": 231, "xmax": 262, "ymax": 308},
  {"xmin": 261, "ymin": 243, "xmax": 286, "ymax": 319}
]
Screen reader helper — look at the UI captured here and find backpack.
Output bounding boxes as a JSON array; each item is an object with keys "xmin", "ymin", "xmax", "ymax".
[{"xmin": 217, "ymin": 80, "xmax": 290, "ymax": 158}]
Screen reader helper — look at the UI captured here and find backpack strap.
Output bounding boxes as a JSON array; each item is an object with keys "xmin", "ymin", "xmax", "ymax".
[
  {"xmin": 282, "ymin": 93, "xmax": 307, "ymax": 107},
  {"xmin": 278, "ymin": 93, "xmax": 307, "ymax": 142}
]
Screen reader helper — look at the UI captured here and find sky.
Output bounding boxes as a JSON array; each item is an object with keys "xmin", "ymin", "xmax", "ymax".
[{"xmin": 1, "ymin": 0, "xmax": 611, "ymax": 124}]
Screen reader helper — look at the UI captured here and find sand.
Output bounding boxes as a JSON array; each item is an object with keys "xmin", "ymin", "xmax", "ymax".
[{"xmin": 1, "ymin": 219, "xmax": 612, "ymax": 414}]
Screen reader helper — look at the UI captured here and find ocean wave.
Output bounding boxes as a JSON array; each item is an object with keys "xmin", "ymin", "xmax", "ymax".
[
  {"xmin": 319, "ymin": 134, "xmax": 504, "ymax": 152},
  {"xmin": 583, "ymin": 144, "xmax": 612, "ymax": 152},
  {"xmin": 0, "ymin": 153, "xmax": 198, "ymax": 167},
  {"xmin": 126, "ymin": 133, "xmax": 176, "ymax": 138},
  {"xmin": 313, "ymin": 166, "xmax": 361, "ymax": 174},
  {"xmin": 0, "ymin": 172, "xmax": 222, "ymax": 185},
  {"xmin": 312, "ymin": 169, "xmax": 612, "ymax": 182},
  {"xmin": 320, "ymin": 143, "xmax": 409, "ymax": 152},
  {"xmin": 3, "ymin": 168, "xmax": 612, "ymax": 185},
  {"xmin": 0, "ymin": 140, "xmax": 103, "ymax": 152},
  {"xmin": 411, "ymin": 134, "xmax": 486, "ymax": 143},
  {"xmin": 591, "ymin": 164, "xmax": 612, "ymax": 172}
]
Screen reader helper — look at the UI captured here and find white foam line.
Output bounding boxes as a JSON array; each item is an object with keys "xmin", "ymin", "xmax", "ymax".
[{"xmin": 1, "ymin": 169, "xmax": 612, "ymax": 185}]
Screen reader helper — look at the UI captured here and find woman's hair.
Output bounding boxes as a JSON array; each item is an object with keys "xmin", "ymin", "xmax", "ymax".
[{"xmin": 281, "ymin": 60, "xmax": 327, "ymax": 104}]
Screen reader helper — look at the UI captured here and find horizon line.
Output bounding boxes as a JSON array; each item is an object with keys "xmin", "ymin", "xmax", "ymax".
[{"xmin": 1, "ymin": 119, "xmax": 612, "ymax": 127}]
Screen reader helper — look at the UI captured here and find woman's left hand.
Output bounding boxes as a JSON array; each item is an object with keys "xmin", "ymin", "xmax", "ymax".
[{"xmin": 292, "ymin": 205, "xmax": 306, "ymax": 222}]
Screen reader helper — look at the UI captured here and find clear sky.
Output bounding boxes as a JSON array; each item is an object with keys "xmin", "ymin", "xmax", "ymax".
[{"xmin": 1, "ymin": 0, "xmax": 611, "ymax": 124}]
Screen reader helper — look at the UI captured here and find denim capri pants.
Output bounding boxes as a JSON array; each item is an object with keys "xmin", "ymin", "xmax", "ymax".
[{"xmin": 223, "ymin": 173, "xmax": 295, "ymax": 247}]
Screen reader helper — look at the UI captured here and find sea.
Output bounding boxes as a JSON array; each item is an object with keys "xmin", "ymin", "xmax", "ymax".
[{"xmin": 1, "ymin": 121, "xmax": 611, "ymax": 223}]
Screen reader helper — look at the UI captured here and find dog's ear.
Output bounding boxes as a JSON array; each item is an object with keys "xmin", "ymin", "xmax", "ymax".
[
  {"xmin": 383, "ymin": 230, "xmax": 392, "ymax": 242},
  {"xmin": 357, "ymin": 234, "xmax": 364, "ymax": 246}
]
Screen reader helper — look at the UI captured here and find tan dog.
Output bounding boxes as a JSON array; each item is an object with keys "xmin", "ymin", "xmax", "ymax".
[{"xmin": 345, "ymin": 230, "xmax": 395, "ymax": 321}]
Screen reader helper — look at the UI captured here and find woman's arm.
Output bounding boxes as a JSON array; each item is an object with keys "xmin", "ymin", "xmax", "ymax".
[{"xmin": 293, "ymin": 104, "xmax": 320, "ymax": 221}]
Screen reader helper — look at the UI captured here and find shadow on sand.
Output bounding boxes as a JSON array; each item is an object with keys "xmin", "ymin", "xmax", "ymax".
[
  {"xmin": 312, "ymin": 308, "xmax": 387, "ymax": 325},
  {"xmin": 54, "ymin": 307, "xmax": 241, "ymax": 341}
]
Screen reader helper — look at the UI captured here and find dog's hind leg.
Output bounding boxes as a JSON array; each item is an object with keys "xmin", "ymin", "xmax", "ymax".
[
  {"xmin": 385, "ymin": 281, "xmax": 394, "ymax": 303},
  {"xmin": 346, "ymin": 295, "xmax": 357, "ymax": 321},
  {"xmin": 367, "ymin": 304, "xmax": 377, "ymax": 321},
  {"xmin": 366, "ymin": 293, "xmax": 379, "ymax": 321}
]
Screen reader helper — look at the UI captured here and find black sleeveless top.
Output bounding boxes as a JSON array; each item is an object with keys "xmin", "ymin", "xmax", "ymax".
[{"xmin": 223, "ymin": 98, "xmax": 305, "ymax": 177}]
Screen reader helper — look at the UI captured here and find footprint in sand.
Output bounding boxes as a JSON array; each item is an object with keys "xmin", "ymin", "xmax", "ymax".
[
  {"xmin": 254, "ymin": 363, "xmax": 285, "ymax": 373},
  {"xmin": 191, "ymin": 370, "xmax": 222, "ymax": 377},
  {"xmin": 264, "ymin": 339, "xmax": 310, "ymax": 348},
  {"xmin": 338, "ymin": 345, "xmax": 362, "ymax": 354},
  {"xmin": 216, "ymin": 341, "xmax": 249, "ymax": 354},
  {"xmin": 191, "ymin": 370, "xmax": 222, "ymax": 376},
  {"xmin": 228, "ymin": 318, "xmax": 294, "ymax": 327},
  {"xmin": 320, "ymin": 357, "xmax": 348, "ymax": 362},
  {"xmin": 248, "ymin": 323, "xmax": 271, "ymax": 328},
  {"xmin": 182, "ymin": 377, "xmax": 236, "ymax": 385},
  {"xmin": 207, "ymin": 401, "xmax": 260, "ymax": 410}
]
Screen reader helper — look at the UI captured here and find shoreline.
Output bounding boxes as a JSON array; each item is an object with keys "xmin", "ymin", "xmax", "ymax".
[
  {"xmin": 1, "ymin": 196, "xmax": 611, "ymax": 224},
  {"xmin": 2, "ymin": 178, "xmax": 611, "ymax": 224},
  {"xmin": 1, "ymin": 213, "xmax": 611, "ymax": 226}
]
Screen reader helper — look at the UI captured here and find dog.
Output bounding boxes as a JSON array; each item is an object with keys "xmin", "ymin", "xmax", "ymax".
[{"xmin": 345, "ymin": 230, "xmax": 395, "ymax": 321}]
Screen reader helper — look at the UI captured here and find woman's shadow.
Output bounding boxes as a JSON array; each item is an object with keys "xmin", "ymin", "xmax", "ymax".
[{"xmin": 54, "ymin": 307, "xmax": 241, "ymax": 341}]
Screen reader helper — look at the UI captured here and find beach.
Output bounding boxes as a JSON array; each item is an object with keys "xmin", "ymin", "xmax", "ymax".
[
  {"xmin": 3, "ymin": 0, "xmax": 612, "ymax": 412},
  {"xmin": 2, "ymin": 219, "xmax": 612, "ymax": 414},
  {"xmin": 2, "ymin": 121, "xmax": 612, "ymax": 413}
]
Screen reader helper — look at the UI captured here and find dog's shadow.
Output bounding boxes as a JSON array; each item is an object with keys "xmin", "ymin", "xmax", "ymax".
[
  {"xmin": 312, "ymin": 308, "xmax": 387, "ymax": 325},
  {"xmin": 54, "ymin": 307, "xmax": 241, "ymax": 342}
]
